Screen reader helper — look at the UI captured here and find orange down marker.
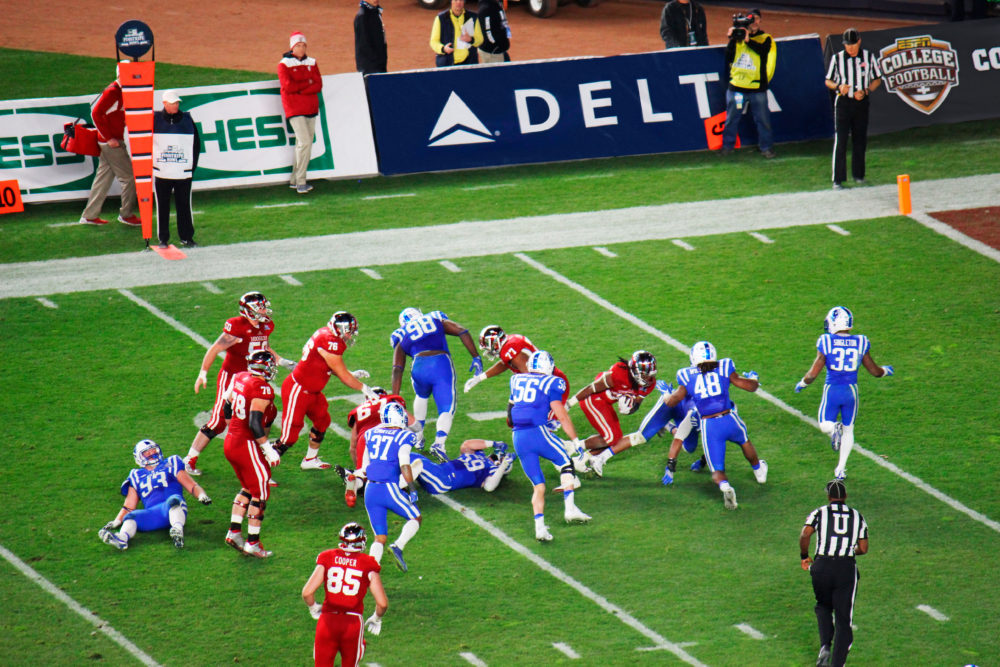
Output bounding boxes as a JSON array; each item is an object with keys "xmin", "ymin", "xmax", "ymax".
[{"xmin": 897, "ymin": 174, "xmax": 912, "ymax": 215}]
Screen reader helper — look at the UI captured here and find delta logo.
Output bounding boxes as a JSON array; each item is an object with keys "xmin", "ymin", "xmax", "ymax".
[
  {"xmin": 878, "ymin": 35, "xmax": 960, "ymax": 115},
  {"xmin": 427, "ymin": 92, "xmax": 495, "ymax": 147}
]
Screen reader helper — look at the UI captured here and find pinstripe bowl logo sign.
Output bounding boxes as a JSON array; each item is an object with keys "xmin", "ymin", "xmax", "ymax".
[{"xmin": 878, "ymin": 35, "xmax": 960, "ymax": 115}]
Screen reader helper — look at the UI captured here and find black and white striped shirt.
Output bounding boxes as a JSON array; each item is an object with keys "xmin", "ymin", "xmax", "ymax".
[
  {"xmin": 826, "ymin": 49, "xmax": 882, "ymax": 96},
  {"xmin": 805, "ymin": 502, "xmax": 868, "ymax": 557}
]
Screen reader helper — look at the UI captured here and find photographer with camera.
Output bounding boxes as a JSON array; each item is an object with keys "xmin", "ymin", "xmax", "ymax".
[{"xmin": 720, "ymin": 8, "xmax": 777, "ymax": 159}]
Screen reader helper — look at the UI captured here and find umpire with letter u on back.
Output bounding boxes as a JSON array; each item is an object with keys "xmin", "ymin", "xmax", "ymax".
[{"xmin": 800, "ymin": 479, "xmax": 868, "ymax": 667}]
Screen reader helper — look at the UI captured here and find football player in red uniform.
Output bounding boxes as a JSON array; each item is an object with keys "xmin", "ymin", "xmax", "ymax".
[
  {"xmin": 185, "ymin": 292, "xmax": 292, "ymax": 476},
  {"xmin": 567, "ymin": 351, "xmax": 658, "ymax": 477},
  {"xmin": 222, "ymin": 350, "xmax": 283, "ymax": 558},
  {"xmin": 340, "ymin": 388, "xmax": 409, "ymax": 507},
  {"xmin": 302, "ymin": 522, "xmax": 387, "ymax": 667},
  {"xmin": 275, "ymin": 311, "xmax": 378, "ymax": 470},
  {"xmin": 464, "ymin": 325, "xmax": 571, "ymax": 404}
]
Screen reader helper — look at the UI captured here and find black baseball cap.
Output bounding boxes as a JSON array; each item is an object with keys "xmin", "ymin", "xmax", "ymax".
[
  {"xmin": 843, "ymin": 28, "xmax": 861, "ymax": 45},
  {"xmin": 748, "ymin": 8, "xmax": 761, "ymax": 17}
]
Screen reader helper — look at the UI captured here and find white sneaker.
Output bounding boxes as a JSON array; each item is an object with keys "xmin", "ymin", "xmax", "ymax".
[
  {"xmin": 834, "ymin": 467, "xmax": 847, "ymax": 481},
  {"xmin": 169, "ymin": 525, "xmax": 184, "ymax": 549},
  {"xmin": 183, "ymin": 458, "xmax": 202, "ymax": 476},
  {"xmin": 564, "ymin": 507, "xmax": 592, "ymax": 523},
  {"xmin": 535, "ymin": 525, "xmax": 553, "ymax": 542},
  {"xmin": 722, "ymin": 485, "xmax": 738, "ymax": 510},
  {"xmin": 753, "ymin": 459, "xmax": 768, "ymax": 484},
  {"xmin": 300, "ymin": 457, "xmax": 331, "ymax": 470},
  {"xmin": 588, "ymin": 452, "xmax": 605, "ymax": 477},
  {"xmin": 98, "ymin": 527, "xmax": 128, "ymax": 550},
  {"xmin": 225, "ymin": 530, "xmax": 245, "ymax": 553}
]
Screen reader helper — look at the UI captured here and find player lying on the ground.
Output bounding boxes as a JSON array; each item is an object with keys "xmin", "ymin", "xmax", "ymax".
[
  {"xmin": 406, "ymin": 439, "xmax": 515, "ymax": 494},
  {"xmin": 99, "ymin": 439, "xmax": 212, "ymax": 551}
]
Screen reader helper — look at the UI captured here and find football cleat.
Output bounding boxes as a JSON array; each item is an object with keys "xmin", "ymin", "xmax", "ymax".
[
  {"xmin": 329, "ymin": 311, "xmax": 359, "ymax": 347},
  {"xmin": 689, "ymin": 341, "xmax": 718, "ymax": 366},
  {"xmin": 225, "ymin": 530, "xmax": 245, "ymax": 553},
  {"xmin": 183, "ymin": 457, "xmax": 202, "ymax": 476},
  {"xmin": 388, "ymin": 543, "xmax": 407, "ymax": 572},
  {"xmin": 169, "ymin": 525, "xmax": 184, "ymax": 549},
  {"xmin": 500, "ymin": 454, "xmax": 516, "ymax": 476},
  {"xmin": 691, "ymin": 456, "xmax": 707, "ymax": 472},
  {"xmin": 301, "ymin": 457, "xmax": 332, "ymax": 470},
  {"xmin": 334, "ymin": 465, "xmax": 350, "ymax": 482},
  {"xmin": 535, "ymin": 525, "xmax": 554, "ymax": 542},
  {"xmin": 493, "ymin": 441, "xmax": 508, "ymax": 458},
  {"xmin": 753, "ymin": 460, "xmax": 769, "ymax": 484},
  {"xmin": 339, "ymin": 522, "xmax": 367, "ymax": 552},
  {"xmin": 98, "ymin": 527, "xmax": 128, "ymax": 550},
  {"xmin": 380, "ymin": 402, "xmax": 408, "ymax": 429},
  {"xmin": 834, "ymin": 467, "xmax": 847, "ymax": 481},
  {"xmin": 628, "ymin": 350, "xmax": 657, "ymax": 387},
  {"xmin": 564, "ymin": 507, "xmax": 592, "ymax": 523},
  {"xmin": 816, "ymin": 645, "xmax": 832, "ymax": 667},
  {"xmin": 824, "ymin": 306, "xmax": 853, "ymax": 334},
  {"xmin": 588, "ymin": 452, "xmax": 605, "ymax": 478},
  {"xmin": 242, "ymin": 541, "xmax": 273, "ymax": 558},
  {"xmin": 527, "ymin": 350, "xmax": 555, "ymax": 375},
  {"xmin": 830, "ymin": 423, "xmax": 843, "ymax": 452},
  {"xmin": 478, "ymin": 325, "xmax": 507, "ymax": 360},
  {"xmin": 133, "ymin": 439, "xmax": 163, "ymax": 468},
  {"xmin": 722, "ymin": 485, "xmax": 738, "ymax": 510},
  {"xmin": 268, "ymin": 478, "xmax": 279, "ymax": 487},
  {"xmin": 430, "ymin": 443, "xmax": 449, "ymax": 463},
  {"xmin": 247, "ymin": 350, "xmax": 278, "ymax": 381}
]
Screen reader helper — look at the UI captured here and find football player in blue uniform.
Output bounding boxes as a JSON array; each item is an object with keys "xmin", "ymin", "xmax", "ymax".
[
  {"xmin": 407, "ymin": 439, "xmax": 515, "ymax": 494},
  {"xmin": 510, "ymin": 350, "xmax": 591, "ymax": 541},
  {"xmin": 634, "ymin": 380, "xmax": 706, "ymax": 485},
  {"xmin": 390, "ymin": 307, "xmax": 482, "ymax": 464},
  {"xmin": 359, "ymin": 402, "xmax": 422, "ymax": 572},
  {"xmin": 98, "ymin": 439, "xmax": 212, "ymax": 550},
  {"xmin": 663, "ymin": 342, "xmax": 767, "ymax": 510},
  {"xmin": 795, "ymin": 306, "xmax": 894, "ymax": 480}
]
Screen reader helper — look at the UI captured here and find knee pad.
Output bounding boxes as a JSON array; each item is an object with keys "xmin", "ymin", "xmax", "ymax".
[
  {"xmin": 274, "ymin": 441, "xmax": 290, "ymax": 456},
  {"xmin": 309, "ymin": 428, "xmax": 325, "ymax": 444},
  {"xmin": 249, "ymin": 499, "xmax": 265, "ymax": 521},
  {"xmin": 233, "ymin": 490, "xmax": 252, "ymax": 509},
  {"xmin": 559, "ymin": 466, "xmax": 580, "ymax": 491},
  {"xmin": 628, "ymin": 432, "xmax": 647, "ymax": 447},
  {"xmin": 199, "ymin": 425, "xmax": 217, "ymax": 439}
]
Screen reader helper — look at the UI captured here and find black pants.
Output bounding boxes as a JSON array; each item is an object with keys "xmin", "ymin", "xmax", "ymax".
[
  {"xmin": 154, "ymin": 177, "xmax": 194, "ymax": 245},
  {"xmin": 832, "ymin": 95, "xmax": 869, "ymax": 185},
  {"xmin": 810, "ymin": 556, "xmax": 859, "ymax": 667}
]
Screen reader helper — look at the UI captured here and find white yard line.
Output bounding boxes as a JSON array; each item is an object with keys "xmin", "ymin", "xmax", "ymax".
[
  {"xmin": 462, "ymin": 183, "xmax": 516, "ymax": 191},
  {"xmin": 459, "ymin": 653, "xmax": 488, "ymax": 667},
  {"xmin": 253, "ymin": 202, "xmax": 309, "ymax": 209},
  {"xmin": 672, "ymin": 239, "xmax": 696, "ymax": 251},
  {"xmin": 360, "ymin": 268, "xmax": 383, "ymax": 280},
  {"xmin": 467, "ymin": 411, "xmax": 508, "ymax": 422},
  {"xmin": 826, "ymin": 224, "xmax": 850, "ymax": 236},
  {"xmin": 119, "ymin": 289, "xmax": 214, "ymax": 348},
  {"xmin": 36, "ymin": 297, "xmax": 58, "ymax": 308},
  {"xmin": 916, "ymin": 604, "xmax": 949, "ymax": 622},
  {"xmin": 515, "ymin": 252, "xmax": 1000, "ymax": 536},
  {"xmin": 734, "ymin": 623, "xmax": 767, "ymax": 640},
  {"xmin": 909, "ymin": 212, "xmax": 1000, "ymax": 264},
  {"xmin": 279, "ymin": 274, "xmax": 303, "ymax": 286},
  {"xmin": 440, "ymin": 260, "xmax": 462, "ymax": 273},
  {"xmin": 748, "ymin": 232, "xmax": 774, "ymax": 244},
  {"xmin": 552, "ymin": 643, "xmax": 581, "ymax": 659},
  {"xmin": 362, "ymin": 193, "xmax": 416, "ymax": 200},
  {"xmin": 593, "ymin": 247, "xmax": 618, "ymax": 257},
  {"xmin": 0, "ymin": 544, "xmax": 161, "ymax": 666},
  {"xmin": 201, "ymin": 282, "xmax": 224, "ymax": 294}
]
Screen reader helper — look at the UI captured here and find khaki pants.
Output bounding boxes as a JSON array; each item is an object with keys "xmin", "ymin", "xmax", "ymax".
[
  {"xmin": 81, "ymin": 142, "xmax": 137, "ymax": 220},
  {"xmin": 289, "ymin": 115, "xmax": 316, "ymax": 186},
  {"xmin": 479, "ymin": 51, "xmax": 508, "ymax": 64}
]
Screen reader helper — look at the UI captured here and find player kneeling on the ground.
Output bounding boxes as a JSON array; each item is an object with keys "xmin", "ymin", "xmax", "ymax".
[{"xmin": 99, "ymin": 439, "xmax": 212, "ymax": 551}]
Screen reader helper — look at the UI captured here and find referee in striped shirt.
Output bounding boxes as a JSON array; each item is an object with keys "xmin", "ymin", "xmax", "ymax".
[
  {"xmin": 800, "ymin": 479, "xmax": 868, "ymax": 667},
  {"xmin": 825, "ymin": 28, "xmax": 882, "ymax": 190}
]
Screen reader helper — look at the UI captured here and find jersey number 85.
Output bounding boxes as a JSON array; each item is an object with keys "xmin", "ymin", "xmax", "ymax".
[{"xmin": 326, "ymin": 566, "xmax": 363, "ymax": 596}]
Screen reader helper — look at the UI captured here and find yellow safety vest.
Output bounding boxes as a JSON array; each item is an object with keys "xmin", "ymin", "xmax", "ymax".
[{"xmin": 729, "ymin": 32, "xmax": 777, "ymax": 90}]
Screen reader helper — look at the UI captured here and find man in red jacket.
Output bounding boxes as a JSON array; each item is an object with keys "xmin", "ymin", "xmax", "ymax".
[
  {"xmin": 279, "ymin": 32, "xmax": 323, "ymax": 195},
  {"xmin": 80, "ymin": 67, "xmax": 141, "ymax": 226}
]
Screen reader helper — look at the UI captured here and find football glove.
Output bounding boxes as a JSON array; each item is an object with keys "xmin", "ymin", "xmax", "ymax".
[
  {"xmin": 464, "ymin": 373, "xmax": 485, "ymax": 393},
  {"xmin": 469, "ymin": 356, "xmax": 483, "ymax": 375},
  {"xmin": 569, "ymin": 438, "xmax": 586, "ymax": 458},
  {"xmin": 566, "ymin": 396, "xmax": 579, "ymax": 409},
  {"xmin": 882, "ymin": 365, "xmax": 894, "ymax": 377},
  {"xmin": 408, "ymin": 489, "xmax": 419, "ymax": 505},
  {"xmin": 261, "ymin": 441, "xmax": 281, "ymax": 467},
  {"xmin": 365, "ymin": 613, "xmax": 382, "ymax": 635},
  {"xmin": 794, "ymin": 379, "xmax": 808, "ymax": 393},
  {"xmin": 661, "ymin": 466, "xmax": 674, "ymax": 486},
  {"xmin": 742, "ymin": 370, "xmax": 759, "ymax": 382},
  {"xmin": 352, "ymin": 369, "xmax": 371, "ymax": 380},
  {"xmin": 197, "ymin": 492, "xmax": 212, "ymax": 505},
  {"xmin": 361, "ymin": 384, "xmax": 379, "ymax": 400},
  {"xmin": 103, "ymin": 520, "xmax": 123, "ymax": 531},
  {"xmin": 309, "ymin": 602, "xmax": 322, "ymax": 620},
  {"xmin": 278, "ymin": 357, "xmax": 296, "ymax": 371}
]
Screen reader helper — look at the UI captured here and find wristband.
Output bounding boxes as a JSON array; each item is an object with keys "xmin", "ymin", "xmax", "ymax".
[
  {"xmin": 198, "ymin": 370, "xmax": 208, "ymax": 382},
  {"xmin": 800, "ymin": 552, "xmax": 809, "ymax": 560}
]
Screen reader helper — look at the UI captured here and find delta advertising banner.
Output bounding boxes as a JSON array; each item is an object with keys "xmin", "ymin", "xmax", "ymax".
[
  {"xmin": 366, "ymin": 36, "xmax": 833, "ymax": 176},
  {"xmin": 823, "ymin": 18, "xmax": 1000, "ymax": 135},
  {"xmin": 0, "ymin": 73, "xmax": 379, "ymax": 204}
]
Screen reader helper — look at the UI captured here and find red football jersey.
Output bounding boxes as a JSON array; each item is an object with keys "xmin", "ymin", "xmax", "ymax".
[
  {"xmin": 317, "ymin": 548, "xmax": 381, "ymax": 614},
  {"xmin": 593, "ymin": 361, "xmax": 656, "ymax": 403},
  {"xmin": 220, "ymin": 316, "xmax": 275, "ymax": 374},
  {"xmin": 292, "ymin": 327, "xmax": 347, "ymax": 393},
  {"xmin": 226, "ymin": 371, "xmax": 276, "ymax": 440},
  {"xmin": 500, "ymin": 334, "xmax": 537, "ymax": 372},
  {"xmin": 348, "ymin": 394, "xmax": 407, "ymax": 435}
]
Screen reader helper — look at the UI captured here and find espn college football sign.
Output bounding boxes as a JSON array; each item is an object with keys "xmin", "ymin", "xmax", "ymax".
[{"xmin": 879, "ymin": 35, "xmax": 959, "ymax": 115}]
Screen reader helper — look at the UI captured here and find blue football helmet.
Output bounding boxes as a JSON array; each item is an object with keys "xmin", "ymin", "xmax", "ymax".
[
  {"xmin": 133, "ymin": 439, "xmax": 163, "ymax": 467},
  {"xmin": 398, "ymin": 307, "xmax": 423, "ymax": 327},
  {"xmin": 339, "ymin": 521, "xmax": 367, "ymax": 552},
  {"xmin": 628, "ymin": 350, "xmax": 657, "ymax": 386},
  {"xmin": 528, "ymin": 350, "xmax": 555, "ymax": 375},
  {"xmin": 328, "ymin": 311, "xmax": 359, "ymax": 347},
  {"xmin": 689, "ymin": 341, "xmax": 718, "ymax": 366},
  {"xmin": 381, "ymin": 402, "xmax": 408, "ymax": 428},
  {"xmin": 478, "ymin": 324, "xmax": 507, "ymax": 361},
  {"xmin": 824, "ymin": 306, "xmax": 853, "ymax": 334}
]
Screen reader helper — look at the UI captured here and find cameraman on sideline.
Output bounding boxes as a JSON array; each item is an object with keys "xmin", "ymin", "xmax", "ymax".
[{"xmin": 720, "ymin": 8, "xmax": 777, "ymax": 158}]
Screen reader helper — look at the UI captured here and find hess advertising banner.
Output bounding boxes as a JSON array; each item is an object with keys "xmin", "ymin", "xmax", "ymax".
[
  {"xmin": 366, "ymin": 36, "xmax": 832, "ymax": 175},
  {"xmin": 823, "ymin": 18, "xmax": 1000, "ymax": 135},
  {"xmin": 0, "ymin": 74, "xmax": 379, "ymax": 203}
]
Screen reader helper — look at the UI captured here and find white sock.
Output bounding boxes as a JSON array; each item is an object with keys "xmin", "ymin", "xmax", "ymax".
[
  {"xmin": 370, "ymin": 541, "xmax": 384, "ymax": 563},
  {"xmin": 395, "ymin": 519, "xmax": 420, "ymax": 549},
  {"xmin": 837, "ymin": 425, "xmax": 855, "ymax": 470},
  {"xmin": 413, "ymin": 396, "xmax": 428, "ymax": 423},
  {"xmin": 121, "ymin": 519, "xmax": 137, "ymax": 540},
  {"xmin": 168, "ymin": 505, "xmax": 186, "ymax": 530},
  {"xmin": 436, "ymin": 411, "xmax": 454, "ymax": 438},
  {"xmin": 305, "ymin": 446, "xmax": 320, "ymax": 460},
  {"xmin": 185, "ymin": 446, "xmax": 199, "ymax": 460},
  {"xmin": 534, "ymin": 515, "xmax": 546, "ymax": 530},
  {"xmin": 718, "ymin": 480, "xmax": 732, "ymax": 492}
]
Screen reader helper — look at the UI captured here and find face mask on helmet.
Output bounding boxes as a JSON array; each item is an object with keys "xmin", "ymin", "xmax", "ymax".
[
  {"xmin": 398, "ymin": 307, "xmax": 423, "ymax": 327},
  {"xmin": 133, "ymin": 439, "xmax": 163, "ymax": 467},
  {"xmin": 247, "ymin": 351, "xmax": 277, "ymax": 381},
  {"xmin": 689, "ymin": 341, "xmax": 718, "ymax": 367},
  {"xmin": 629, "ymin": 350, "xmax": 657, "ymax": 386},
  {"xmin": 824, "ymin": 306, "xmax": 853, "ymax": 334},
  {"xmin": 478, "ymin": 325, "xmax": 507, "ymax": 360},
  {"xmin": 527, "ymin": 350, "xmax": 555, "ymax": 375},
  {"xmin": 339, "ymin": 522, "xmax": 367, "ymax": 552},
  {"xmin": 381, "ymin": 402, "xmax": 408, "ymax": 428},
  {"xmin": 239, "ymin": 292, "xmax": 272, "ymax": 323},
  {"xmin": 329, "ymin": 311, "xmax": 359, "ymax": 347}
]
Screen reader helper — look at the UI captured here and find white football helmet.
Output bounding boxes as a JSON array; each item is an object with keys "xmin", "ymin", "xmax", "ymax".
[
  {"xmin": 329, "ymin": 311, "xmax": 359, "ymax": 347},
  {"xmin": 133, "ymin": 439, "xmax": 163, "ymax": 467},
  {"xmin": 398, "ymin": 307, "xmax": 423, "ymax": 327},
  {"xmin": 689, "ymin": 341, "xmax": 718, "ymax": 366},
  {"xmin": 824, "ymin": 306, "xmax": 853, "ymax": 334},
  {"xmin": 527, "ymin": 350, "xmax": 555, "ymax": 375},
  {"xmin": 479, "ymin": 325, "xmax": 507, "ymax": 361},
  {"xmin": 338, "ymin": 521, "xmax": 367, "ymax": 552},
  {"xmin": 380, "ymin": 402, "xmax": 408, "ymax": 428}
]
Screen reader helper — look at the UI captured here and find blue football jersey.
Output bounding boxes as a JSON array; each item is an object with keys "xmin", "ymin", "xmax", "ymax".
[
  {"xmin": 509, "ymin": 373, "xmax": 566, "ymax": 429},
  {"xmin": 676, "ymin": 358, "xmax": 736, "ymax": 417},
  {"xmin": 121, "ymin": 455, "xmax": 185, "ymax": 507},
  {"xmin": 364, "ymin": 426, "xmax": 417, "ymax": 482},
  {"xmin": 389, "ymin": 310, "xmax": 450, "ymax": 356},
  {"xmin": 450, "ymin": 452, "xmax": 495, "ymax": 488},
  {"xmin": 818, "ymin": 333, "xmax": 870, "ymax": 385}
]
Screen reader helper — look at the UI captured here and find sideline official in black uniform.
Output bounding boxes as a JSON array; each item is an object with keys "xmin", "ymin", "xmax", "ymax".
[
  {"xmin": 800, "ymin": 479, "xmax": 868, "ymax": 667},
  {"xmin": 825, "ymin": 28, "xmax": 882, "ymax": 190},
  {"xmin": 152, "ymin": 90, "xmax": 201, "ymax": 248}
]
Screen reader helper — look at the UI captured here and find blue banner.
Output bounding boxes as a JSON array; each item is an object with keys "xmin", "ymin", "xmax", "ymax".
[{"xmin": 367, "ymin": 36, "xmax": 832, "ymax": 175}]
